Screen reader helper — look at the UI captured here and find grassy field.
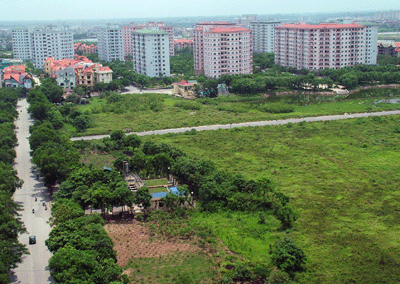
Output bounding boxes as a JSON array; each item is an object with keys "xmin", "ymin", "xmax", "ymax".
[
  {"xmin": 79, "ymin": 151, "xmax": 115, "ymax": 169},
  {"xmin": 125, "ymin": 252, "xmax": 219, "ymax": 283},
  {"xmin": 144, "ymin": 115, "xmax": 400, "ymax": 283},
  {"xmin": 65, "ymin": 89, "xmax": 400, "ymax": 136}
]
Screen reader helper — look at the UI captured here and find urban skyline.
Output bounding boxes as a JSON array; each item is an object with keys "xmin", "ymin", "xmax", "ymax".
[{"xmin": 1, "ymin": 0, "xmax": 400, "ymax": 22}]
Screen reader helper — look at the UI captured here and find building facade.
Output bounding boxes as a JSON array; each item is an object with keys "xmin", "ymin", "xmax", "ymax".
[
  {"xmin": 250, "ymin": 21, "xmax": 281, "ymax": 53},
  {"xmin": 132, "ymin": 29, "xmax": 170, "ymax": 78},
  {"xmin": 274, "ymin": 23, "xmax": 378, "ymax": 70},
  {"xmin": 97, "ymin": 25, "xmax": 124, "ymax": 62},
  {"xmin": 12, "ymin": 26, "xmax": 74, "ymax": 69},
  {"xmin": 122, "ymin": 22, "xmax": 174, "ymax": 59},
  {"xmin": 194, "ymin": 22, "xmax": 252, "ymax": 78}
]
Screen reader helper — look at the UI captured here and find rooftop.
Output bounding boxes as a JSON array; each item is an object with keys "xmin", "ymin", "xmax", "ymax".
[
  {"xmin": 208, "ymin": 27, "xmax": 250, "ymax": 33},
  {"xmin": 275, "ymin": 23, "xmax": 364, "ymax": 30}
]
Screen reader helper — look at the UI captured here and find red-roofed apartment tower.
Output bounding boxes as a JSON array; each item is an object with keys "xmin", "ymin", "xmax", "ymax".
[
  {"xmin": 274, "ymin": 23, "xmax": 377, "ymax": 70},
  {"xmin": 194, "ymin": 22, "xmax": 253, "ymax": 78}
]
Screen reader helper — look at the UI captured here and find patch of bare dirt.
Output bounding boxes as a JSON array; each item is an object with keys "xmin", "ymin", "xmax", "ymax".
[{"xmin": 105, "ymin": 219, "xmax": 197, "ymax": 266}]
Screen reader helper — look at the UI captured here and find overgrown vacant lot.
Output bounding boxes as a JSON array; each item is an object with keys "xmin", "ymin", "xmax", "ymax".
[
  {"xmin": 67, "ymin": 89, "xmax": 400, "ymax": 136},
  {"xmin": 146, "ymin": 115, "xmax": 400, "ymax": 283}
]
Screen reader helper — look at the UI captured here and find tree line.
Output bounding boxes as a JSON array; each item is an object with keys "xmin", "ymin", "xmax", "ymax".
[
  {"xmin": 26, "ymin": 86, "xmax": 130, "ymax": 283},
  {"xmin": 0, "ymin": 88, "xmax": 27, "ymax": 284}
]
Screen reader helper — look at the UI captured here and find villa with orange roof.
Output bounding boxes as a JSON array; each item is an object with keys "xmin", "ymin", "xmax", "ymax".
[
  {"xmin": 2, "ymin": 65, "xmax": 32, "ymax": 88},
  {"xmin": 194, "ymin": 22, "xmax": 253, "ymax": 78},
  {"xmin": 44, "ymin": 55, "xmax": 113, "ymax": 89},
  {"xmin": 377, "ymin": 42, "xmax": 400, "ymax": 57}
]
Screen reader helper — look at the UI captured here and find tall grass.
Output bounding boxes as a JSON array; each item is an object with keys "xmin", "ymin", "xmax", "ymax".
[{"xmin": 147, "ymin": 115, "xmax": 400, "ymax": 283}]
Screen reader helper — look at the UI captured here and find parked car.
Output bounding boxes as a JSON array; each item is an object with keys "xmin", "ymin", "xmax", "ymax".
[{"xmin": 29, "ymin": 235, "xmax": 36, "ymax": 244}]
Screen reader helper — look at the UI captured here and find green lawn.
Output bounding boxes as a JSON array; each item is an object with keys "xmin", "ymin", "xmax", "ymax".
[
  {"xmin": 64, "ymin": 89, "xmax": 400, "ymax": 137},
  {"xmin": 144, "ymin": 178, "xmax": 169, "ymax": 187},
  {"xmin": 145, "ymin": 115, "xmax": 400, "ymax": 283}
]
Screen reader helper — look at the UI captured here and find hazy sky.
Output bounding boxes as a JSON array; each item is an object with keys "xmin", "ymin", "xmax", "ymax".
[{"xmin": 1, "ymin": 0, "xmax": 399, "ymax": 21}]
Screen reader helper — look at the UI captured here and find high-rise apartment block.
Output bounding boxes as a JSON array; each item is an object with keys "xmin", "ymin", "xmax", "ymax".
[
  {"xmin": 97, "ymin": 25, "xmax": 124, "ymax": 62},
  {"xmin": 194, "ymin": 22, "xmax": 253, "ymax": 78},
  {"xmin": 122, "ymin": 22, "xmax": 174, "ymax": 59},
  {"xmin": 132, "ymin": 29, "xmax": 170, "ymax": 78},
  {"xmin": 12, "ymin": 26, "xmax": 74, "ymax": 69},
  {"xmin": 250, "ymin": 21, "xmax": 281, "ymax": 53},
  {"xmin": 274, "ymin": 23, "xmax": 378, "ymax": 70}
]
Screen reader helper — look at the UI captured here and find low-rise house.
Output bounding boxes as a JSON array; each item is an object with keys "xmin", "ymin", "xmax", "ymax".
[
  {"xmin": 174, "ymin": 38, "xmax": 194, "ymax": 50},
  {"xmin": 55, "ymin": 66, "xmax": 75, "ymax": 89},
  {"xmin": 172, "ymin": 80, "xmax": 197, "ymax": 98},
  {"xmin": 377, "ymin": 42, "xmax": 400, "ymax": 57},
  {"xmin": 2, "ymin": 65, "xmax": 32, "ymax": 88},
  {"xmin": 44, "ymin": 55, "xmax": 113, "ymax": 89},
  {"xmin": 74, "ymin": 42, "xmax": 98, "ymax": 55}
]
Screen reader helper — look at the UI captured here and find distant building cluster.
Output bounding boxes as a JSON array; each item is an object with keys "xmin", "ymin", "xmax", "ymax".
[
  {"xmin": 174, "ymin": 38, "xmax": 194, "ymax": 50},
  {"xmin": 374, "ymin": 11, "xmax": 400, "ymax": 21},
  {"xmin": 274, "ymin": 23, "xmax": 378, "ymax": 70},
  {"xmin": 194, "ymin": 22, "xmax": 253, "ymax": 78},
  {"xmin": 74, "ymin": 42, "xmax": 98, "ymax": 55},
  {"xmin": 377, "ymin": 42, "xmax": 400, "ymax": 57},
  {"xmin": 44, "ymin": 55, "xmax": 112, "ymax": 89},
  {"xmin": 2, "ymin": 65, "xmax": 32, "ymax": 88},
  {"xmin": 234, "ymin": 14, "xmax": 259, "ymax": 28},
  {"xmin": 12, "ymin": 26, "xmax": 74, "ymax": 69},
  {"xmin": 122, "ymin": 22, "xmax": 174, "ymax": 58}
]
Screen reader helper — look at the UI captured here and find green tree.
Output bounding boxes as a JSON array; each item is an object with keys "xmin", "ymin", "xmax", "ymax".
[
  {"xmin": 48, "ymin": 199, "xmax": 85, "ymax": 227},
  {"xmin": 134, "ymin": 187, "xmax": 152, "ymax": 211},
  {"xmin": 271, "ymin": 236, "xmax": 307, "ymax": 275}
]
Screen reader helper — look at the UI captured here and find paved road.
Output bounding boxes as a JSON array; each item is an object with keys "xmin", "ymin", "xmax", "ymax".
[
  {"xmin": 11, "ymin": 98, "xmax": 53, "ymax": 283},
  {"xmin": 71, "ymin": 110, "xmax": 400, "ymax": 141},
  {"xmin": 120, "ymin": 85, "xmax": 172, "ymax": 95}
]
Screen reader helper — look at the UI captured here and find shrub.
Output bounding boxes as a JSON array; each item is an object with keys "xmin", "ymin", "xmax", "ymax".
[
  {"xmin": 261, "ymin": 103, "xmax": 294, "ymax": 114},
  {"xmin": 174, "ymin": 101, "xmax": 202, "ymax": 111},
  {"xmin": 271, "ymin": 236, "xmax": 306, "ymax": 274}
]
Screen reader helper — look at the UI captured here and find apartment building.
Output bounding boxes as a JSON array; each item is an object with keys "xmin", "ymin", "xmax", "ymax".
[
  {"xmin": 250, "ymin": 21, "xmax": 281, "ymax": 53},
  {"xmin": 274, "ymin": 23, "xmax": 378, "ymax": 70},
  {"xmin": 194, "ymin": 22, "xmax": 252, "ymax": 78},
  {"xmin": 122, "ymin": 22, "xmax": 174, "ymax": 59},
  {"xmin": 12, "ymin": 26, "xmax": 74, "ymax": 69},
  {"xmin": 97, "ymin": 25, "xmax": 124, "ymax": 62},
  {"xmin": 132, "ymin": 29, "xmax": 170, "ymax": 78}
]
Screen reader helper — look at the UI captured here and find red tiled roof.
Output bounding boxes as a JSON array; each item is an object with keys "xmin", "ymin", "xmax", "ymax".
[
  {"xmin": 174, "ymin": 38, "xmax": 193, "ymax": 44},
  {"xmin": 208, "ymin": 27, "xmax": 250, "ymax": 33},
  {"xmin": 3, "ymin": 73, "xmax": 30, "ymax": 84},
  {"xmin": 275, "ymin": 23, "xmax": 364, "ymax": 29},
  {"xmin": 99, "ymin": 66, "xmax": 112, "ymax": 71},
  {"xmin": 178, "ymin": 80, "xmax": 192, "ymax": 86}
]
